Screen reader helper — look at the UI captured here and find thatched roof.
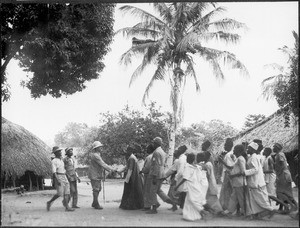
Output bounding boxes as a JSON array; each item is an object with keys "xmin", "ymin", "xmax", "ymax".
[
  {"xmin": 233, "ymin": 110, "xmax": 298, "ymax": 153},
  {"xmin": 1, "ymin": 117, "xmax": 52, "ymax": 178}
]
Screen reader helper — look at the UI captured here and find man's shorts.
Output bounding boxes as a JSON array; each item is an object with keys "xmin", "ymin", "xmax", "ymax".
[
  {"xmin": 55, "ymin": 175, "xmax": 70, "ymax": 196},
  {"xmin": 91, "ymin": 179, "xmax": 102, "ymax": 192}
]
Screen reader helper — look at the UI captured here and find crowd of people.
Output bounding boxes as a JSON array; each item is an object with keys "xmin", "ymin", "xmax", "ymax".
[{"xmin": 46, "ymin": 136, "xmax": 298, "ymax": 222}]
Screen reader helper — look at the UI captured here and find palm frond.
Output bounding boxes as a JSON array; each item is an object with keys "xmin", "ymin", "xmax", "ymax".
[
  {"xmin": 263, "ymin": 63, "xmax": 284, "ymax": 72},
  {"xmin": 190, "ymin": 6, "xmax": 225, "ymax": 31},
  {"xmin": 142, "ymin": 64, "xmax": 166, "ymax": 104},
  {"xmin": 129, "ymin": 58, "xmax": 150, "ymax": 87},
  {"xmin": 129, "ymin": 43, "xmax": 160, "ymax": 86},
  {"xmin": 218, "ymin": 51, "xmax": 249, "ymax": 77},
  {"xmin": 176, "ymin": 31, "xmax": 199, "ymax": 52},
  {"xmin": 208, "ymin": 18, "xmax": 248, "ymax": 32},
  {"xmin": 201, "ymin": 6, "xmax": 227, "ymax": 25},
  {"xmin": 200, "ymin": 32, "xmax": 241, "ymax": 45},
  {"xmin": 261, "ymin": 81, "xmax": 277, "ymax": 101},
  {"xmin": 119, "ymin": 42, "xmax": 158, "ymax": 66},
  {"xmin": 119, "ymin": 5, "xmax": 165, "ymax": 27},
  {"xmin": 153, "ymin": 3, "xmax": 173, "ymax": 24},
  {"xmin": 115, "ymin": 26, "xmax": 160, "ymax": 40},
  {"xmin": 185, "ymin": 56, "xmax": 200, "ymax": 92}
]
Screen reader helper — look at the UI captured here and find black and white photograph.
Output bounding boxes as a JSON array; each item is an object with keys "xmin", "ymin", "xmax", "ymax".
[{"xmin": 1, "ymin": 1, "xmax": 298, "ymax": 226}]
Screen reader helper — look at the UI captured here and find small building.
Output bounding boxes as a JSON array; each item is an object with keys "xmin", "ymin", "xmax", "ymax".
[{"xmin": 1, "ymin": 117, "xmax": 52, "ymax": 191}]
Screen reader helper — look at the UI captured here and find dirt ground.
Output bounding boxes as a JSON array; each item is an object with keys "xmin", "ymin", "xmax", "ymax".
[{"xmin": 1, "ymin": 179, "xmax": 299, "ymax": 227}]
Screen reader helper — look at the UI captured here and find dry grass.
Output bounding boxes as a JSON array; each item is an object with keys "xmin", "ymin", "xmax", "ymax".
[{"xmin": 1, "ymin": 117, "xmax": 52, "ymax": 178}]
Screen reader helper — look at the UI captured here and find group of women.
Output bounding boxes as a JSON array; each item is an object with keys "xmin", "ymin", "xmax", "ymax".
[{"xmin": 117, "ymin": 138, "xmax": 298, "ymax": 222}]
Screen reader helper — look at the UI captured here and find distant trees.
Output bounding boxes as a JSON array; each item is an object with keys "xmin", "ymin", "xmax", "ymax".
[
  {"xmin": 58, "ymin": 104, "xmax": 238, "ymax": 166},
  {"xmin": 1, "ymin": 3, "xmax": 115, "ymax": 101},
  {"xmin": 242, "ymin": 114, "xmax": 266, "ymax": 131},
  {"xmin": 261, "ymin": 31, "xmax": 298, "ymax": 126},
  {"xmin": 54, "ymin": 122, "xmax": 90, "ymax": 147}
]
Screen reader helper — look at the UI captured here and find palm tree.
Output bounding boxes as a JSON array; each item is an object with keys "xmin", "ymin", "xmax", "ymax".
[
  {"xmin": 261, "ymin": 31, "xmax": 298, "ymax": 100},
  {"xmin": 116, "ymin": 2, "xmax": 249, "ymax": 167}
]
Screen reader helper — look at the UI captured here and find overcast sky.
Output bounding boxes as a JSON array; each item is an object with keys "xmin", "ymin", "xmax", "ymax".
[{"xmin": 1, "ymin": 2, "xmax": 298, "ymax": 146}]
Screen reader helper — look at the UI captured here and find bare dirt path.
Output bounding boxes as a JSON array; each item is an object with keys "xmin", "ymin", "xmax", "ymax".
[{"xmin": 1, "ymin": 179, "xmax": 298, "ymax": 227}]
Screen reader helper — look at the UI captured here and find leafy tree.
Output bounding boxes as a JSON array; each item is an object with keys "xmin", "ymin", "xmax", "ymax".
[
  {"xmin": 242, "ymin": 114, "xmax": 266, "ymax": 131},
  {"xmin": 76, "ymin": 102, "xmax": 170, "ymax": 166},
  {"xmin": 54, "ymin": 122, "xmax": 90, "ymax": 147},
  {"xmin": 1, "ymin": 3, "xmax": 115, "ymax": 101},
  {"xmin": 117, "ymin": 3, "xmax": 249, "ymax": 167},
  {"xmin": 176, "ymin": 119, "xmax": 238, "ymax": 156},
  {"xmin": 261, "ymin": 31, "xmax": 298, "ymax": 126}
]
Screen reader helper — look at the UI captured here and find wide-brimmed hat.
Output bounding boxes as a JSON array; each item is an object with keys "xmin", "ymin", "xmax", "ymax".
[
  {"xmin": 65, "ymin": 147, "xmax": 73, "ymax": 153},
  {"xmin": 52, "ymin": 146, "xmax": 63, "ymax": 153},
  {"xmin": 92, "ymin": 141, "xmax": 103, "ymax": 150}
]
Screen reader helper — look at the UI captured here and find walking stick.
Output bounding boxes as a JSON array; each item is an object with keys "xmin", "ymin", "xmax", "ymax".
[{"xmin": 103, "ymin": 170, "xmax": 106, "ymax": 204}]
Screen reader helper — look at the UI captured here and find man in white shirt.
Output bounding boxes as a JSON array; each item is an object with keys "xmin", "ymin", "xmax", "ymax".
[{"xmin": 47, "ymin": 146, "xmax": 74, "ymax": 212}]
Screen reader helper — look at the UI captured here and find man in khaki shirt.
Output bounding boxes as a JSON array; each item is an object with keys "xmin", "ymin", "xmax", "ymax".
[
  {"xmin": 63, "ymin": 147, "xmax": 81, "ymax": 208},
  {"xmin": 88, "ymin": 141, "xmax": 117, "ymax": 210}
]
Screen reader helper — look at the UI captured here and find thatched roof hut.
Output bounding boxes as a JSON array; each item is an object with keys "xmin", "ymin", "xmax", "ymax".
[
  {"xmin": 1, "ymin": 117, "xmax": 52, "ymax": 183},
  {"xmin": 232, "ymin": 110, "xmax": 298, "ymax": 152}
]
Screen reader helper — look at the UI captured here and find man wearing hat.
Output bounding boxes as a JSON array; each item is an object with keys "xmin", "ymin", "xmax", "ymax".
[
  {"xmin": 243, "ymin": 142, "xmax": 275, "ymax": 219},
  {"xmin": 147, "ymin": 137, "xmax": 176, "ymax": 214},
  {"xmin": 273, "ymin": 143, "xmax": 298, "ymax": 213},
  {"xmin": 46, "ymin": 146, "xmax": 74, "ymax": 212},
  {"xmin": 88, "ymin": 141, "xmax": 117, "ymax": 210},
  {"xmin": 63, "ymin": 147, "xmax": 81, "ymax": 209}
]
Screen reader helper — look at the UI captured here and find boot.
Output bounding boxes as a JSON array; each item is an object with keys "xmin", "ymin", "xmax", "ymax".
[
  {"xmin": 92, "ymin": 191, "xmax": 103, "ymax": 210},
  {"xmin": 72, "ymin": 194, "xmax": 80, "ymax": 208},
  {"xmin": 64, "ymin": 194, "xmax": 75, "ymax": 212},
  {"xmin": 46, "ymin": 195, "xmax": 59, "ymax": 211},
  {"xmin": 92, "ymin": 191, "xmax": 99, "ymax": 208},
  {"xmin": 146, "ymin": 205, "xmax": 157, "ymax": 214}
]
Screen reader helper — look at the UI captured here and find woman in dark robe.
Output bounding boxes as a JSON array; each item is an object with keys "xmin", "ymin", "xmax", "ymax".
[{"xmin": 119, "ymin": 145, "xmax": 144, "ymax": 210}]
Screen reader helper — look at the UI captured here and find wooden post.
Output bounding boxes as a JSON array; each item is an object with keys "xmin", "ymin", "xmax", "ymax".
[
  {"xmin": 12, "ymin": 176, "xmax": 16, "ymax": 188},
  {"xmin": 28, "ymin": 172, "xmax": 32, "ymax": 191},
  {"xmin": 41, "ymin": 178, "xmax": 44, "ymax": 190},
  {"xmin": 36, "ymin": 176, "xmax": 39, "ymax": 191}
]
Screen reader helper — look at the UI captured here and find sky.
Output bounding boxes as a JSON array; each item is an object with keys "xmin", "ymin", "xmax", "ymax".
[{"xmin": 1, "ymin": 2, "xmax": 299, "ymax": 146}]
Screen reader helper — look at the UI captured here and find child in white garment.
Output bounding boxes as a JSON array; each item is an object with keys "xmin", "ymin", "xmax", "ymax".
[{"xmin": 175, "ymin": 153, "xmax": 209, "ymax": 221}]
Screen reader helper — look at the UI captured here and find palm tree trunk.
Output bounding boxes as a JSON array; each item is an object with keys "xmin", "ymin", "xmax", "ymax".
[
  {"xmin": 166, "ymin": 68, "xmax": 181, "ymax": 168},
  {"xmin": 167, "ymin": 117, "xmax": 176, "ymax": 168}
]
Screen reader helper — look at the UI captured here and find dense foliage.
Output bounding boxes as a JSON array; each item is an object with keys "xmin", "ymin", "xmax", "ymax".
[
  {"xmin": 1, "ymin": 3, "xmax": 115, "ymax": 101},
  {"xmin": 261, "ymin": 31, "xmax": 298, "ymax": 126},
  {"xmin": 75, "ymin": 102, "xmax": 170, "ymax": 165},
  {"xmin": 242, "ymin": 114, "xmax": 266, "ymax": 131}
]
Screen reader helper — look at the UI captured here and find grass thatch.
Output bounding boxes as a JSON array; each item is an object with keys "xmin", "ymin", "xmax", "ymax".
[
  {"xmin": 211, "ymin": 110, "xmax": 298, "ymax": 155},
  {"xmin": 1, "ymin": 117, "xmax": 52, "ymax": 178},
  {"xmin": 233, "ymin": 111, "xmax": 298, "ymax": 153}
]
